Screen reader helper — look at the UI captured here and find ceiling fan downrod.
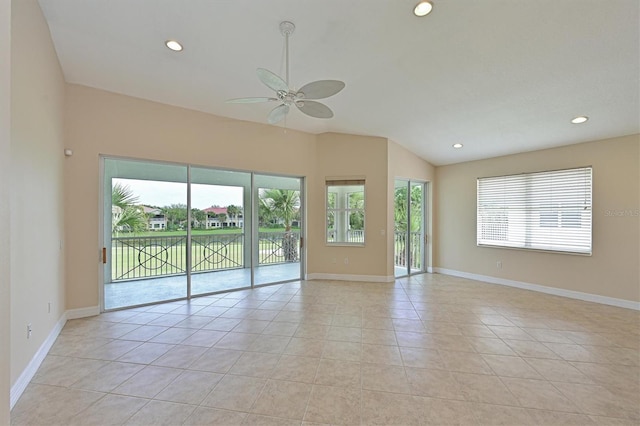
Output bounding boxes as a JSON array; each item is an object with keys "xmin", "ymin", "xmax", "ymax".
[{"xmin": 279, "ymin": 21, "xmax": 295, "ymax": 87}]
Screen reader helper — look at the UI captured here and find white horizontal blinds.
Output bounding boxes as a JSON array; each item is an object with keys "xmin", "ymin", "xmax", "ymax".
[{"xmin": 477, "ymin": 167, "xmax": 592, "ymax": 254}]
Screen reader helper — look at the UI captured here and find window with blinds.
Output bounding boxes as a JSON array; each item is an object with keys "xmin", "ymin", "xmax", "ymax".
[{"xmin": 477, "ymin": 167, "xmax": 592, "ymax": 255}]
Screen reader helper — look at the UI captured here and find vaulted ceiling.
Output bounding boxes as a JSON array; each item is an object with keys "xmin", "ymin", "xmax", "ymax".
[{"xmin": 38, "ymin": 0, "xmax": 639, "ymax": 165}]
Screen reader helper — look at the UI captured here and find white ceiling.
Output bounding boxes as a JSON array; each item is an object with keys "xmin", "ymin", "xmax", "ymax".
[{"xmin": 38, "ymin": 0, "xmax": 639, "ymax": 165}]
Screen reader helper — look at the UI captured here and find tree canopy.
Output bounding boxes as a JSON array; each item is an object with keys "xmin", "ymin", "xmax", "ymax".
[{"xmin": 394, "ymin": 185, "xmax": 422, "ymax": 232}]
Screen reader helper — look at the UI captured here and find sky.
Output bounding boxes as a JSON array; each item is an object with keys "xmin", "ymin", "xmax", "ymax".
[{"xmin": 114, "ymin": 178, "xmax": 243, "ymax": 210}]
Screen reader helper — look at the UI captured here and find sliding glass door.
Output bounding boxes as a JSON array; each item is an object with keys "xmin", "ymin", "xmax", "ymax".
[
  {"xmin": 102, "ymin": 157, "xmax": 303, "ymax": 311},
  {"xmin": 103, "ymin": 159, "xmax": 188, "ymax": 309},
  {"xmin": 394, "ymin": 179, "xmax": 426, "ymax": 277},
  {"xmin": 254, "ymin": 174, "xmax": 303, "ymax": 286},
  {"xmin": 190, "ymin": 168, "xmax": 251, "ymax": 295}
]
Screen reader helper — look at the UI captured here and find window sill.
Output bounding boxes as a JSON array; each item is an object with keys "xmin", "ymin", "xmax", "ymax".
[{"xmin": 326, "ymin": 242, "xmax": 365, "ymax": 248}]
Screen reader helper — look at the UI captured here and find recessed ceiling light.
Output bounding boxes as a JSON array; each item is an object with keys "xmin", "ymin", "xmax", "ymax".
[
  {"xmin": 571, "ymin": 116, "xmax": 588, "ymax": 124},
  {"xmin": 453, "ymin": 143, "xmax": 463, "ymax": 149},
  {"xmin": 414, "ymin": 1, "xmax": 433, "ymax": 17},
  {"xmin": 165, "ymin": 40, "xmax": 183, "ymax": 52}
]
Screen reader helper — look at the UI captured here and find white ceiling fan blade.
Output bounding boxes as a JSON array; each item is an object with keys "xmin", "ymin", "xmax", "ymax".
[
  {"xmin": 257, "ymin": 68, "xmax": 289, "ymax": 92},
  {"xmin": 267, "ymin": 104, "xmax": 290, "ymax": 124},
  {"xmin": 226, "ymin": 97, "xmax": 277, "ymax": 104},
  {"xmin": 295, "ymin": 100, "xmax": 333, "ymax": 119},
  {"xmin": 297, "ymin": 80, "xmax": 345, "ymax": 100}
]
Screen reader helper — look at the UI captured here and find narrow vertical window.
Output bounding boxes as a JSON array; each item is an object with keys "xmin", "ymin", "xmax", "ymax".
[{"xmin": 326, "ymin": 179, "xmax": 365, "ymax": 245}]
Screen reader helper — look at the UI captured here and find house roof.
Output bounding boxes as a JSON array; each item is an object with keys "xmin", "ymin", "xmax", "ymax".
[
  {"xmin": 38, "ymin": 0, "xmax": 639, "ymax": 165},
  {"xmin": 142, "ymin": 206, "xmax": 162, "ymax": 214},
  {"xmin": 203, "ymin": 207, "xmax": 227, "ymax": 215}
]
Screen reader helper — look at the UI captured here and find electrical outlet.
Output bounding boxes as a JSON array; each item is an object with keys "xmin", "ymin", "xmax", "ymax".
[
  {"xmin": 48, "ymin": 302, "xmax": 51, "ymax": 314},
  {"xmin": 344, "ymin": 257, "xmax": 349, "ymax": 264},
  {"xmin": 496, "ymin": 261, "xmax": 502, "ymax": 269},
  {"xmin": 27, "ymin": 324, "xmax": 32, "ymax": 339}
]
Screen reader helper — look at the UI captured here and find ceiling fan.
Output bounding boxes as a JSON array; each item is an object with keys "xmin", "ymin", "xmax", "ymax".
[{"xmin": 227, "ymin": 21, "xmax": 345, "ymax": 125}]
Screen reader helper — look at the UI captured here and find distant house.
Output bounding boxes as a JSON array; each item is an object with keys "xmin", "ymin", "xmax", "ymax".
[
  {"xmin": 143, "ymin": 206, "xmax": 167, "ymax": 230},
  {"xmin": 203, "ymin": 206, "xmax": 244, "ymax": 229},
  {"xmin": 111, "ymin": 205, "xmax": 124, "ymax": 232}
]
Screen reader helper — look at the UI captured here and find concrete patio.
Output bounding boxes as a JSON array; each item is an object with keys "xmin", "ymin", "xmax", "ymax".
[{"xmin": 105, "ymin": 262, "xmax": 301, "ymax": 310}]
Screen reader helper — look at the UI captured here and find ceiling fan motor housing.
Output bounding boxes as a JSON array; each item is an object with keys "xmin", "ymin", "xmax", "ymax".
[{"xmin": 279, "ymin": 21, "xmax": 295, "ymax": 36}]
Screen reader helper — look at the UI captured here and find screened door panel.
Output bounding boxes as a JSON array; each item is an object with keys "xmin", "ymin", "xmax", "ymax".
[
  {"xmin": 103, "ymin": 158, "xmax": 188, "ymax": 310},
  {"xmin": 255, "ymin": 174, "xmax": 303, "ymax": 286},
  {"xmin": 190, "ymin": 167, "xmax": 251, "ymax": 295}
]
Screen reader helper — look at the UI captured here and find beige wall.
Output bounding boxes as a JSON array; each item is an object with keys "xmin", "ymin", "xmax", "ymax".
[
  {"xmin": 64, "ymin": 85, "xmax": 317, "ymax": 309},
  {"xmin": 435, "ymin": 134, "xmax": 640, "ymax": 302},
  {"xmin": 65, "ymin": 86, "xmax": 418, "ymax": 309},
  {"xmin": 0, "ymin": 0, "xmax": 10, "ymax": 420},
  {"xmin": 387, "ymin": 140, "xmax": 436, "ymax": 275},
  {"xmin": 10, "ymin": 0, "xmax": 66, "ymax": 386},
  {"xmin": 307, "ymin": 133, "xmax": 390, "ymax": 278}
]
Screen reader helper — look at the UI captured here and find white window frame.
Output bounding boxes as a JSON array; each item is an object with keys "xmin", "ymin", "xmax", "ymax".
[
  {"xmin": 326, "ymin": 179, "xmax": 365, "ymax": 246},
  {"xmin": 477, "ymin": 167, "xmax": 592, "ymax": 255}
]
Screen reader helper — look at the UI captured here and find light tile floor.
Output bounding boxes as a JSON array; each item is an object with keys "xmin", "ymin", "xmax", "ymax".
[{"xmin": 11, "ymin": 274, "xmax": 640, "ymax": 425}]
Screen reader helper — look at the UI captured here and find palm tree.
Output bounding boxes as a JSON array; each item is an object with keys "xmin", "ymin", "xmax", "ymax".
[
  {"xmin": 226, "ymin": 205, "xmax": 242, "ymax": 227},
  {"xmin": 394, "ymin": 185, "xmax": 422, "ymax": 233},
  {"xmin": 226, "ymin": 204, "xmax": 241, "ymax": 218},
  {"xmin": 258, "ymin": 199, "xmax": 275, "ymax": 227},
  {"xmin": 260, "ymin": 189, "xmax": 300, "ymax": 261},
  {"xmin": 112, "ymin": 183, "xmax": 147, "ymax": 235},
  {"xmin": 216, "ymin": 213, "xmax": 227, "ymax": 227},
  {"xmin": 260, "ymin": 189, "xmax": 299, "ymax": 230}
]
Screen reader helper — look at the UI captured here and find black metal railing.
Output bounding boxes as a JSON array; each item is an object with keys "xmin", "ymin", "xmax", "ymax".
[
  {"xmin": 111, "ymin": 231, "xmax": 300, "ymax": 282},
  {"xmin": 394, "ymin": 231, "xmax": 422, "ymax": 270},
  {"xmin": 258, "ymin": 231, "xmax": 300, "ymax": 264},
  {"xmin": 112, "ymin": 235, "xmax": 187, "ymax": 280},
  {"xmin": 191, "ymin": 234, "xmax": 243, "ymax": 272}
]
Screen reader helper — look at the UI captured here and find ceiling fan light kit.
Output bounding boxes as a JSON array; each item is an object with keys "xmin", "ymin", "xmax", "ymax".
[{"xmin": 227, "ymin": 21, "xmax": 345, "ymax": 125}]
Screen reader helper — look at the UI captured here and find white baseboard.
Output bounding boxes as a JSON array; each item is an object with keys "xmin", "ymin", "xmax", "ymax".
[
  {"xmin": 66, "ymin": 305, "xmax": 100, "ymax": 319},
  {"xmin": 10, "ymin": 313, "xmax": 66, "ymax": 409},
  {"xmin": 433, "ymin": 268, "xmax": 640, "ymax": 311},
  {"xmin": 10, "ymin": 305, "xmax": 101, "ymax": 409},
  {"xmin": 306, "ymin": 273, "xmax": 395, "ymax": 283},
  {"xmin": 426, "ymin": 267, "xmax": 434, "ymax": 273}
]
